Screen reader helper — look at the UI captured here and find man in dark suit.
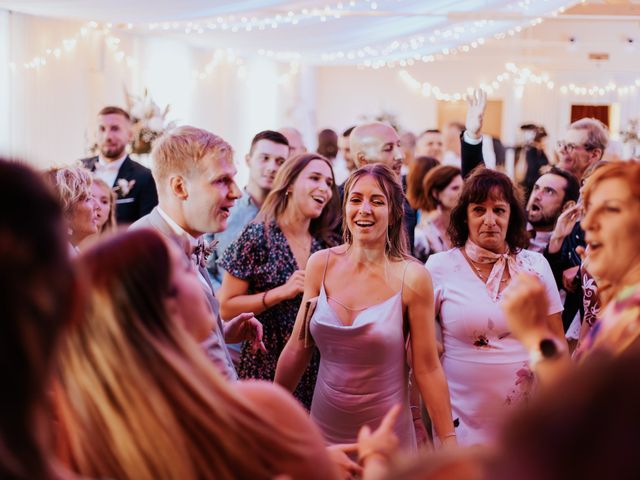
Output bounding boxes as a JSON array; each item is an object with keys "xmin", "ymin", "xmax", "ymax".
[
  {"xmin": 131, "ymin": 125, "xmax": 264, "ymax": 381},
  {"xmin": 82, "ymin": 106, "xmax": 158, "ymax": 224}
]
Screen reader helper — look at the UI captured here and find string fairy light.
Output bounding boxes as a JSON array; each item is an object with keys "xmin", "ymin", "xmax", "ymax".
[
  {"xmin": 15, "ymin": 21, "xmax": 136, "ymax": 71},
  {"xmin": 399, "ymin": 63, "xmax": 640, "ymax": 102},
  {"xmin": 347, "ymin": 0, "xmax": 584, "ymax": 68},
  {"xmin": 11, "ymin": 0, "xmax": 584, "ymax": 71},
  {"xmin": 144, "ymin": 0, "xmax": 392, "ymax": 34},
  {"xmin": 10, "ymin": 19, "xmax": 301, "ymax": 91}
]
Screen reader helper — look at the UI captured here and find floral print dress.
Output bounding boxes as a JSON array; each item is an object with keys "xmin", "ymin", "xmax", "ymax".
[{"xmin": 219, "ymin": 221, "xmax": 326, "ymax": 409}]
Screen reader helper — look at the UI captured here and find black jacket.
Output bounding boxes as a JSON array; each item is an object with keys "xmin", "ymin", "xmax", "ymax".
[{"xmin": 81, "ymin": 155, "xmax": 158, "ymax": 225}]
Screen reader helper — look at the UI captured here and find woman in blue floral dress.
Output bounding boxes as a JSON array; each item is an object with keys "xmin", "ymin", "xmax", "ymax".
[{"xmin": 218, "ymin": 153, "xmax": 339, "ymax": 408}]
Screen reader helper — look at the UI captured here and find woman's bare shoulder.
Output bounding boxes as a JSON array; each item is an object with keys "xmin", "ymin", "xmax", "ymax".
[{"xmin": 402, "ymin": 258, "xmax": 434, "ymax": 297}]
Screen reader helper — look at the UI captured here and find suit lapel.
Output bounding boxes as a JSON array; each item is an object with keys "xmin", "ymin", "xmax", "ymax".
[{"xmin": 115, "ymin": 156, "xmax": 134, "ymax": 186}]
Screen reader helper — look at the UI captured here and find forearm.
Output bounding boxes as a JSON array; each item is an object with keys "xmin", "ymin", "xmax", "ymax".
[
  {"xmin": 274, "ymin": 342, "xmax": 313, "ymax": 393},
  {"xmin": 415, "ymin": 364, "xmax": 455, "ymax": 443},
  {"xmin": 361, "ymin": 455, "xmax": 389, "ymax": 480},
  {"xmin": 219, "ymin": 285, "xmax": 288, "ymax": 319},
  {"xmin": 460, "ymin": 131, "xmax": 484, "ymax": 179}
]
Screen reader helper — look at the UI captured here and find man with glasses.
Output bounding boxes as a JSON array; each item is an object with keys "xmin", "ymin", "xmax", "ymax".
[{"xmin": 556, "ymin": 118, "xmax": 608, "ymax": 181}]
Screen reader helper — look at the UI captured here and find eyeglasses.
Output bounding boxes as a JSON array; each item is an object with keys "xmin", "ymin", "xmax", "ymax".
[{"xmin": 556, "ymin": 141, "xmax": 593, "ymax": 153}]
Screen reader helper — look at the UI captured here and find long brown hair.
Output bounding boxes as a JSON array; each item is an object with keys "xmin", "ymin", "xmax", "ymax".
[
  {"xmin": 406, "ymin": 156, "xmax": 439, "ymax": 209},
  {"xmin": 420, "ymin": 164, "xmax": 461, "ymax": 212},
  {"xmin": 0, "ymin": 159, "xmax": 79, "ymax": 479},
  {"xmin": 53, "ymin": 229, "xmax": 314, "ymax": 480},
  {"xmin": 342, "ymin": 164, "xmax": 409, "ymax": 260},
  {"xmin": 256, "ymin": 152, "xmax": 340, "ymax": 244}
]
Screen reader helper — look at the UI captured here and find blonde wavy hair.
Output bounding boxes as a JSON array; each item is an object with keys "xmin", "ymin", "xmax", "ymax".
[
  {"xmin": 43, "ymin": 166, "xmax": 93, "ymax": 215},
  {"xmin": 53, "ymin": 229, "xmax": 311, "ymax": 480}
]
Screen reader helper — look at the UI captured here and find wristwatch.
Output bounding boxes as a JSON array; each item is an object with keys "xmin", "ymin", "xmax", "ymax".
[{"xmin": 529, "ymin": 337, "xmax": 562, "ymax": 368}]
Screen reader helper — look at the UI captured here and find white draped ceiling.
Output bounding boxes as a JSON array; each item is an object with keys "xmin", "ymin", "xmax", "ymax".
[{"xmin": 0, "ymin": 0, "xmax": 579, "ymax": 65}]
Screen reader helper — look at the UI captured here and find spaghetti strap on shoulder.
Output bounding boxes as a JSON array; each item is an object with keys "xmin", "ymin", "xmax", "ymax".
[
  {"xmin": 400, "ymin": 260, "xmax": 411, "ymax": 296},
  {"xmin": 321, "ymin": 249, "xmax": 332, "ymax": 284}
]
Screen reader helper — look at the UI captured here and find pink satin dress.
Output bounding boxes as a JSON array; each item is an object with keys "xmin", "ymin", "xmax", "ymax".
[{"xmin": 308, "ymin": 262, "xmax": 416, "ymax": 451}]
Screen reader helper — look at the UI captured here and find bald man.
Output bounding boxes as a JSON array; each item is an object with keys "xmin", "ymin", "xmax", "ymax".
[
  {"xmin": 350, "ymin": 122, "xmax": 404, "ymax": 177},
  {"xmin": 344, "ymin": 122, "xmax": 417, "ymax": 255},
  {"xmin": 278, "ymin": 127, "xmax": 307, "ymax": 157}
]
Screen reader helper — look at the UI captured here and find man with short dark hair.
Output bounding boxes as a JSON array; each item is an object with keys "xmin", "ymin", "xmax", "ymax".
[
  {"xmin": 82, "ymin": 106, "xmax": 158, "ymax": 224},
  {"xmin": 209, "ymin": 130, "xmax": 290, "ymax": 287},
  {"xmin": 415, "ymin": 129, "xmax": 443, "ymax": 162},
  {"xmin": 526, "ymin": 166, "xmax": 580, "ymax": 253}
]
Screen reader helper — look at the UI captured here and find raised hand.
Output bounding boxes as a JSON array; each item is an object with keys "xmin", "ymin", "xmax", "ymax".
[
  {"xmin": 357, "ymin": 404, "xmax": 401, "ymax": 465},
  {"xmin": 548, "ymin": 203, "xmax": 582, "ymax": 254},
  {"xmin": 465, "ymin": 88, "xmax": 487, "ymax": 140}
]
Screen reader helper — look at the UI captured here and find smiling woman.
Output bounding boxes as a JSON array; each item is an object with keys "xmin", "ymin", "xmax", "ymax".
[
  {"xmin": 276, "ymin": 164, "xmax": 456, "ymax": 454},
  {"xmin": 562, "ymin": 162, "xmax": 640, "ymax": 355},
  {"xmin": 501, "ymin": 161, "xmax": 640, "ymax": 388},
  {"xmin": 217, "ymin": 153, "xmax": 340, "ymax": 409}
]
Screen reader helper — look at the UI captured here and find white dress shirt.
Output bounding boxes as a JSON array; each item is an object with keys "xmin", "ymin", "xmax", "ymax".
[
  {"xmin": 94, "ymin": 154, "xmax": 127, "ymax": 187},
  {"xmin": 156, "ymin": 207, "xmax": 211, "ymax": 290}
]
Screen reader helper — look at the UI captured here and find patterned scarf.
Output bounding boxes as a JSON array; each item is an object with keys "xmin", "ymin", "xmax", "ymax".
[{"xmin": 464, "ymin": 239, "xmax": 521, "ymax": 301}]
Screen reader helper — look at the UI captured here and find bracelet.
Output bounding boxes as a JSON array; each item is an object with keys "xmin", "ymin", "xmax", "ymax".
[{"xmin": 262, "ymin": 290, "xmax": 269, "ymax": 310}]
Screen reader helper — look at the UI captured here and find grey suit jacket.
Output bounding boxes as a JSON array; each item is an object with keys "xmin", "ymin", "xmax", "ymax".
[{"xmin": 130, "ymin": 207, "xmax": 238, "ymax": 381}]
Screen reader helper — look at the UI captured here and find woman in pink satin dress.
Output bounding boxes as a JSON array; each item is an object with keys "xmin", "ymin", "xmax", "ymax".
[{"xmin": 276, "ymin": 163, "xmax": 456, "ymax": 451}]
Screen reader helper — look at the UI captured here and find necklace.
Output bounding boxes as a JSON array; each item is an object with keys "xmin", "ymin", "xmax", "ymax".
[
  {"xmin": 281, "ymin": 228, "xmax": 312, "ymax": 268},
  {"xmin": 467, "ymin": 256, "xmax": 509, "ymax": 284}
]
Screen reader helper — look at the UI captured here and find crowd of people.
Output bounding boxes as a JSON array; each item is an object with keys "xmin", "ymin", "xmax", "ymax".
[{"xmin": 1, "ymin": 90, "xmax": 640, "ymax": 480}]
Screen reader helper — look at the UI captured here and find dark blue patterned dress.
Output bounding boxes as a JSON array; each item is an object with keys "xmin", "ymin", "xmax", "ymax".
[{"xmin": 219, "ymin": 220, "xmax": 325, "ymax": 409}]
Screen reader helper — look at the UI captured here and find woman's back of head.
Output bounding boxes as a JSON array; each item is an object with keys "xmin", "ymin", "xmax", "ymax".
[
  {"xmin": 54, "ymin": 229, "xmax": 315, "ymax": 480},
  {"xmin": 0, "ymin": 158, "xmax": 77, "ymax": 479}
]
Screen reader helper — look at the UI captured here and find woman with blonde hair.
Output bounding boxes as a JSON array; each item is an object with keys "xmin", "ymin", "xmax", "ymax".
[
  {"xmin": 218, "ymin": 152, "xmax": 339, "ymax": 409},
  {"xmin": 53, "ymin": 228, "xmax": 338, "ymax": 480},
  {"xmin": 43, "ymin": 166, "xmax": 98, "ymax": 253},
  {"xmin": 90, "ymin": 177, "xmax": 116, "ymax": 233}
]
